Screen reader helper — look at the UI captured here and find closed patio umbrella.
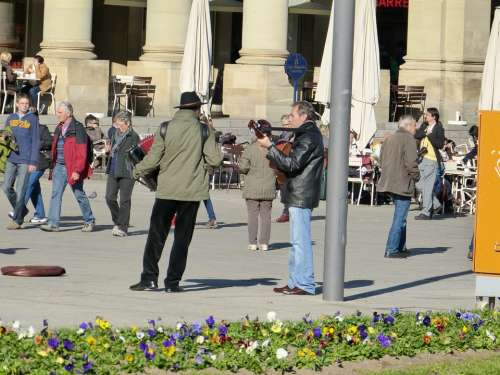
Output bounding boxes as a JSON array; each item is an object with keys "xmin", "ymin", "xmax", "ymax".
[
  {"xmin": 179, "ymin": 0, "xmax": 212, "ymax": 115},
  {"xmin": 316, "ymin": 0, "xmax": 380, "ymax": 149},
  {"xmin": 479, "ymin": 7, "xmax": 500, "ymax": 111}
]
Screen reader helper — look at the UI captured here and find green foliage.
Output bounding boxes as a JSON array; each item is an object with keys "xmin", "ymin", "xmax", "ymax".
[{"xmin": 0, "ymin": 310, "xmax": 499, "ymax": 374}]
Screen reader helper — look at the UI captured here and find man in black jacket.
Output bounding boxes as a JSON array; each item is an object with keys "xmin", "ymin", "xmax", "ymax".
[
  {"xmin": 257, "ymin": 101, "xmax": 324, "ymax": 295},
  {"xmin": 414, "ymin": 107, "xmax": 445, "ymax": 220}
]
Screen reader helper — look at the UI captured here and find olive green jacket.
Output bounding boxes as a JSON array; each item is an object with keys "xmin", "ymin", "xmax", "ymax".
[
  {"xmin": 239, "ymin": 142, "xmax": 276, "ymax": 201},
  {"xmin": 133, "ymin": 110, "xmax": 222, "ymax": 201}
]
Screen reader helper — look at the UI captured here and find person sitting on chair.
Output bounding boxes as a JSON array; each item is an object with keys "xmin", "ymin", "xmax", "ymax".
[{"xmin": 22, "ymin": 55, "xmax": 52, "ymax": 109}]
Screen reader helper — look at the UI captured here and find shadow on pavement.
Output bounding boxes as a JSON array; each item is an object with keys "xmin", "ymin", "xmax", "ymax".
[
  {"xmin": 182, "ymin": 277, "xmax": 279, "ymax": 291},
  {"xmin": 408, "ymin": 247, "xmax": 450, "ymax": 257},
  {"xmin": 344, "ymin": 270, "xmax": 472, "ymax": 301},
  {"xmin": 0, "ymin": 247, "xmax": 29, "ymax": 255},
  {"xmin": 315, "ymin": 279, "xmax": 374, "ymax": 294}
]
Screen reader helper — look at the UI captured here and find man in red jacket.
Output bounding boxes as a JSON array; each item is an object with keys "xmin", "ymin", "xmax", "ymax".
[{"xmin": 40, "ymin": 101, "xmax": 95, "ymax": 232}]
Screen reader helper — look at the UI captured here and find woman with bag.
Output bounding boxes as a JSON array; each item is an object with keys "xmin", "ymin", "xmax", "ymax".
[
  {"xmin": 105, "ymin": 111, "xmax": 140, "ymax": 237},
  {"xmin": 239, "ymin": 120, "xmax": 276, "ymax": 251}
]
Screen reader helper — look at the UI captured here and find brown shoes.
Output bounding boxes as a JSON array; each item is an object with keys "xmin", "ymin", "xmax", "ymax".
[
  {"xmin": 273, "ymin": 285, "xmax": 291, "ymax": 293},
  {"xmin": 276, "ymin": 214, "xmax": 289, "ymax": 223},
  {"xmin": 6, "ymin": 221, "xmax": 22, "ymax": 230},
  {"xmin": 273, "ymin": 285, "xmax": 314, "ymax": 296}
]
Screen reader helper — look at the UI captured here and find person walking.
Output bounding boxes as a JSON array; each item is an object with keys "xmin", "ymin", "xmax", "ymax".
[
  {"xmin": 105, "ymin": 111, "xmax": 139, "ymax": 237},
  {"xmin": 240, "ymin": 120, "xmax": 276, "ymax": 251},
  {"xmin": 2, "ymin": 94, "xmax": 39, "ymax": 229},
  {"xmin": 23, "ymin": 107, "xmax": 52, "ymax": 225},
  {"xmin": 378, "ymin": 115, "xmax": 420, "ymax": 258},
  {"xmin": 40, "ymin": 101, "xmax": 95, "ymax": 232},
  {"xmin": 414, "ymin": 108, "xmax": 445, "ymax": 220},
  {"xmin": 129, "ymin": 92, "xmax": 222, "ymax": 293},
  {"xmin": 257, "ymin": 101, "xmax": 324, "ymax": 296}
]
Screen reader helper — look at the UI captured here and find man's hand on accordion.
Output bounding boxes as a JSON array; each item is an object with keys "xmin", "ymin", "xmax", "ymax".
[{"xmin": 133, "ymin": 168, "xmax": 142, "ymax": 180}]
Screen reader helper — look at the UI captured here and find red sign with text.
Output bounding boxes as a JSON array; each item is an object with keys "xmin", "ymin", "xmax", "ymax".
[{"xmin": 377, "ymin": 0, "xmax": 409, "ymax": 8}]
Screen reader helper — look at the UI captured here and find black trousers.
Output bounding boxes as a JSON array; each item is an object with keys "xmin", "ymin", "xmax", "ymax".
[
  {"xmin": 141, "ymin": 199, "xmax": 200, "ymax": 288},
  {"xmin": 105, "ymin": 176, "xmax": 135, "ymax": 231}
]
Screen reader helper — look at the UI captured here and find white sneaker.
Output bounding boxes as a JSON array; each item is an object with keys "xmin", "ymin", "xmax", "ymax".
[
  {"xmin": 81, "ymin": 223, "xmax": 95, "ymax": 232},
  {"xmin": 30, "ymin": 217, "xmax": 48, "ymax": 225},
  {"xmin": 112, "ymin": 226, "xmax": 127, "ymax": 237},
  {"xmin": 8, "ymin": 211, "xmax": 14, "ymax": 219},
  {"xmin": 248, "ymin": 244, "xmax": 258, "ymax": 251},
  {"xmin": 259, "ymin": 244, "xmax": 269, "ymax": 251}
]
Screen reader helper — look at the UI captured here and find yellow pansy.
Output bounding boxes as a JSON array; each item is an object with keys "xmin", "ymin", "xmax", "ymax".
[
  {"xmin": 125, "ymin": 353, "xmax": 134, "ymax": 363},
  {"xmin": 390, "ymin": 332, "xmax": 398, "ymax": 339},
  {"xmin": 462, "ymin": 326, "xmax": 469, "ymax": 334},
  {"xmin": 86, "ymin": 336, "xmax": 96, "ymax": 346},
  {"xmin": 322, "ymin": 327, "xmax": 335, "ymax": 336},
  {"xmin": 367, "ymin": 327, "xmax": 376, "ymax": 335},
  {"xmin": 271, "ymin": 324, "xmax": 282, "ymax": 334},
  {"xmin": 347, "ymin": 326, "xmax": 358, "ymax": 335},
  {"xmin": 56, "ymin": 357, "xmax": 64, "ymax": 365},
  {"xmin": 37, "ymin": 350, "xmax": 48, "ymax": 357},
  {"xmin": 98, "ymin": 319, "xmax": 110, "ymax": 330},
  {"xmin": 131, "ymin": 325, "xmax": 138, "ymax": 333},
  {"xmin": 163, "ymin": 345, "xmax": 176, "ymax": 357},
  {"xmin": 261, "ymin": 329, "xmax": 269, "ymax": 337}
]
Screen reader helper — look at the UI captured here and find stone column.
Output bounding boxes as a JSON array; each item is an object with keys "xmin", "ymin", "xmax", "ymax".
[
  {"xmin": 399, "ymin": 0, "xmax": 490, "ymax": 124},
  {"xmin": 140, "ymin": 0, "xmax": 191, "ymax": 62},
  {"xmin": 39, "ymin": 0, "xmax": 96, "ymax": 59},
  {"xmin": 0, "ymin": 1, "xmax": 17, "ymax": 51},
  {"xmin": 237, "ymin": 0, "xmax": 289, "ymax": 65}
]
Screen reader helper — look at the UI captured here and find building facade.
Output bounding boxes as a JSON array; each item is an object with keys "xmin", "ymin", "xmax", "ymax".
[{"xmin": 1, "ymin": 0, "xmax": 498, "ymax": 124}]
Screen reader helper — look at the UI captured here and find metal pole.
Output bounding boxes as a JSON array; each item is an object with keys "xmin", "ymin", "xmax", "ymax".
[{"xmin": 323, "ymin": 0, "xmax": 355, "ymax": 301}]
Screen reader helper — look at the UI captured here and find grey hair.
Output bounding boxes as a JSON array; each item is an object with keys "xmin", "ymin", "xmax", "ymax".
[
  {"xmin": 292, "ymin": 101, "xmax": 316, "ymax": 121},
  {"xmin": 113, "ymin": 111, "xmax": 132, "ymax": 127},
  {"xmin": 56, "ymin": 101, "xmax": 73, "ymax": 116},
  {"xmin": 398, "ymin": 115, "xmax": 415, "ymax": 128}
]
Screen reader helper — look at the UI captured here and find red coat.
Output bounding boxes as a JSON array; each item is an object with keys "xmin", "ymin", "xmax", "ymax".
[{"xmin": 50, "ymin": 118, "xmax": 93, "ymax": 185}]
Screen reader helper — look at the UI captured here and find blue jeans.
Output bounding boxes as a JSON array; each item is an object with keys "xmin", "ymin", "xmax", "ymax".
[
  {"xmin": 385, "ymin": 194, "xmax": 411, "ymax": 255},
  {"xmin": 2, "ymin": 161, "xmax": 30, "ymax": 224},
  {"xmin": 29, "ymin": 85, "xmax": 41, "ymax": 107},
  {"xmin": 47, "ymin": 164, "xmax": 95, "ymax": 227},
  {"xmin": 288, "ymin": 207, "xmax": 315, "ymax": 294},
  {"xmin": 24, "ymin": 169, "xmax": 46, "ymax": 218},
  {"xmin": 204, "ymin": 198, "xmax": 216, "ymax": 221}
]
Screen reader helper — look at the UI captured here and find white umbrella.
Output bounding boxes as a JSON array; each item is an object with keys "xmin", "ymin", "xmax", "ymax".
[
  {"xmin": 179, "ymin": 0, "xmax": 212, "ymax": 115},
  {"xmin": 479, "ymin": 7, "xmax": 500, "ymax": 111},
  {"xmin": 316, "ymin": 0, "xmax": 380, "ymax": 149}
]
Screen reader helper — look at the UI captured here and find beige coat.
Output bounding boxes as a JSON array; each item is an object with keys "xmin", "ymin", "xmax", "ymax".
[
  {"xmin": 377, "ymin": 128, "xmax": 420, "ymax": 197},
  {"xmin": 239, "ymin": 142, "xmax": 276, "ymax": 201},
  {"xmin": 26, "ymin": 63, "xmax": 52, "ymax": 92},
  {"xmin": 134, "ymin": 109, "xmax": 222, "ymax": 201}
]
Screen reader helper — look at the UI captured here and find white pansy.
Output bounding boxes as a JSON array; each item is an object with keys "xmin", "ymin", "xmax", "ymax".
[
  {"xmin": 136, "ymin": 331, "xmax": 145, "ymax": 340},
  {"xmin": 157, "ymin": 326, "xmax": 164, "ymax": 333},
  {"xmin": 17, "ymin": 332, "xmax": 26, "ymax": 340},
  {"xmin": 176, "ymin": 322, "xmax": 184, "ymax": 330},
  {"xmin": 276, "ymin": 348, "xmax": 288, "ymax": 360},
  {"xmin": 195, "ymin": 335, "xmax": 205, "ymax": 344},
  {"xmin": 77, "ymin": 328, "xmax": 84, "ymax": 335},
  {"xmin": 262, "ymin": 339, "xmax": 270, "ymax": 347},
  {"xmin": 119, "ymin": 336, "xmax": 126, "ymax": 342},
  {"xmin": 210, "ymin": 354, "xmax": 217, "ymax": 361},
  {"xmin": 12, "ymin": 321, "xmax": 20, "ymax": 330},
  {"xmin": 27, "ymin": 326, "xmax": 35, "ymax": 338},
  {"xmin": 487, "ymin": 330, "xmax": 496, "ymax": 341},
  {"xmin": 426, "ymin": 331, "xmax": 433, "ymax": 337},
  {"xmin": 266, "ymin": 311, "xmax": 277, "ymax": 322},
  {"xmin": 246, "ymin": 341, "xmax": 258, "ymax": 354},
  {"xmin": 334, "ymin": 315, "xmax": 344, "ymax": 322}
]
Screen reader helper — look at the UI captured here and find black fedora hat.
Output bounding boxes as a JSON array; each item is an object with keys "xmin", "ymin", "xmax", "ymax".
[{"xmin": 175, "ymin": 91, "xmax": 207, "ymax": 109}]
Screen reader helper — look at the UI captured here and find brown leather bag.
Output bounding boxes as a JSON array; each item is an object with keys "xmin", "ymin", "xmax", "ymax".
[{"xmin": 1, "ymin": 266, "xmax": 66, "ymax": 277}]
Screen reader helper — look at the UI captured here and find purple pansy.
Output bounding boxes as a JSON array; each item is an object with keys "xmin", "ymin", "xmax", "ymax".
[
  {"xmin": 372, "ymin": 312, "xmax": 380, "ymax": 324},
  {"xmin": 390, "ymin": 307, "xmax": 400, "ymax": 315},
  {"xmin": 191, "ymin": 322, "xmax": 202, "ymax": 336},
  {"xmin": 64, "ymin": 363, "xmax": 74, "ymax": 372},
  {"xmin": 377, "ymin": 334, "xmax": 391, "ymax": 348},
  {"xmin": 163, "ymin": 339, "xmax": 174, "ymax": 347},
  {"xmin": 48, "ymin": 337, "xmax": 59, "ymax": 350},
  {"xmin": 218, "ymin": 325, "xmax": 228, "ymax": 337},
  {"xmin": 206, "ymin": 316, "xmax": 215, "ymax": 329},
  {"xmin": 83, "ymin": 361, "xmax": 93, "ymax": 373},
  {"xmin": 313, "ymin": 327, "xmax": 322, "ymax": 338},
  {"xmin": 384, "ymin": 315, "xmax": 395, "ymax": 325},
  {"xmin": 422, "ymin": 316, "xmax": 431, "ymax": 326},
  {"xmin": 195, "ymin": 353, "xmax": 204, "ymax": 365},
  {"xmin": 148, "ymin": 329, "xmax": 157, "ymax": 338},
  {"xmin": 139, "ymin": 342, "xmax": 147, "ymax": 352},
  {"xmin": 79, "ymin": 322, "xmax": 88, "ymax": 330},
  {"xmin": 63, "ymin": 339, "xmax": 74, "ymax": 351}
]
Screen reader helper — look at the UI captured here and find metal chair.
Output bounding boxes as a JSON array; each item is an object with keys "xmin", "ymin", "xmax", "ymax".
[
  {"xmin": 111, "ymin": 75, "xmax": 132, "ymax": 115},
  {"xmin": 37, "ymin": 73, "xmax": 57, "ymax": 114},
  {"xmin": 129, "ymin": 76, "xmax": 155, "ymax": 117},
  {"xmin": 1, "ymin": 71, "xmax": 16, "ymax": 114}
]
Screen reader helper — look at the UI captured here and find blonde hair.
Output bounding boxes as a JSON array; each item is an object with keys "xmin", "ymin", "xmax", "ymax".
[{"xmin": 0, "ymin": 52, "xmax": 12, "ymax": 63}]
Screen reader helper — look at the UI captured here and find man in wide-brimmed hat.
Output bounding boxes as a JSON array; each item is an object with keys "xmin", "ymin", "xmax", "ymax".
[{"xmin": 130, "ymin": 91, "xmax": 222, "ymax": 293}]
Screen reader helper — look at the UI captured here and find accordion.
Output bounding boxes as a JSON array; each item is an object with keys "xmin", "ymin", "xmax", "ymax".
[{"xmin": 128, "ymin": 135, "xmax": 159, "ymax": 191}]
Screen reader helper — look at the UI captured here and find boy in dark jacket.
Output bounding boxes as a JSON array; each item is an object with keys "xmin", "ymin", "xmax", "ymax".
[
  {"xmin": 23, "ymin": 108, "xmax": 52, "ymax": 224},
  {"xmin": 2, "ymin": 94, "xmax": 39, "ymax": 229}
]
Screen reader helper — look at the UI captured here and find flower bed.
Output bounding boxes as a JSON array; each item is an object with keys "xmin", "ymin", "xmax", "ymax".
[{"xmin": 0, "ymin": 309, "xmax": 499, "ymax": 374}]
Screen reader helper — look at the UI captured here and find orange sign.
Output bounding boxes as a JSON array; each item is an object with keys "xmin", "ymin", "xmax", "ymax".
[
  {"xmin": 377, "ymin": 0, "xmax": 409, "ymax": 8},
  {"xmin": 473, "ymin": 111, "xmax": 500, "ymax": 275}
]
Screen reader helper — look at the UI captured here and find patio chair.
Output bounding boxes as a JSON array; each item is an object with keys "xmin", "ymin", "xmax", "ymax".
[
  {"xmin": 1, "ymin": 71, "xmax": 16, "ymax": 114},
  {"xmin": 406, "ymin": 92, "xmax": 426, "ymax": 120},
  {"xmin": 111, "ymin": 75, "xmax": 132, "ymax": 115},
  {"xmin": 37, "ymin": 73, "xmax": 57, "ymax": 114},
  {"xmin": 130, "ymin": 76, "xmax": 155, "ymax": 117},
  {"xmin": 347, "ymin": 156, "xmax": 376, "ymax": 206},
  {"xmin": 219, "ymin": 144, "xmax": 244, "ymax": 189}
]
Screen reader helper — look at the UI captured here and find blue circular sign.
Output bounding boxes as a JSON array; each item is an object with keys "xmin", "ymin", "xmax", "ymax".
[{"xmin": 285, "ymin": 53, "xmax": 308, "ymax": 82}]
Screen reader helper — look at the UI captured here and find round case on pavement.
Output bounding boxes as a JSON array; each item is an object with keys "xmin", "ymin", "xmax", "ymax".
[{"xmin": 1, "ymin": 266, "xmax": 66, "ymax": 277}]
